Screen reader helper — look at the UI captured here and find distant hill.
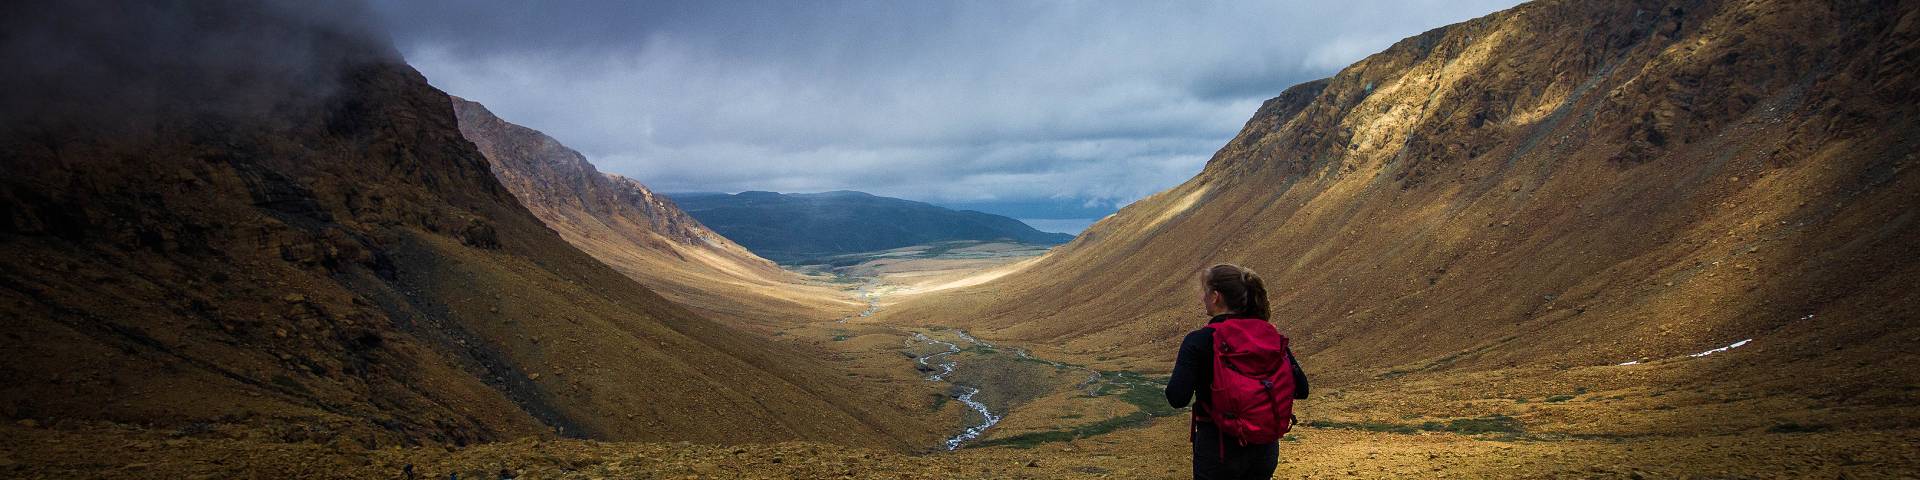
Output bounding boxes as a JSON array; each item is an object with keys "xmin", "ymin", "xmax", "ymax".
[{"xmin": 669, "ymin": 191, "xmax": 1073, "ymax": 263}]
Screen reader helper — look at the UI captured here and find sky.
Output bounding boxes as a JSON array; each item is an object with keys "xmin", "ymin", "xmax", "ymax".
[{"xmin": 370, "ymin": 1, "xmax": 1523, "ymax": 233}]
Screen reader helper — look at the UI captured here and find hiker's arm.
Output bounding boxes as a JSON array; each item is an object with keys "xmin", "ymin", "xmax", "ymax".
[
  {"xmin": 1289, "ymin": 347, "xmax": 1310, "ymax": 399},
  {"xmin": 1165, "ymin": 330, "xmax": 1206, "ymax": 408}
]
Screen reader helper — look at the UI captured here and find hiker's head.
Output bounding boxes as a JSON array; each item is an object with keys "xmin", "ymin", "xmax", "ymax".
[{"xmin": 1198, "ymin": 263, "xmax": 1270, "ymax": 319}]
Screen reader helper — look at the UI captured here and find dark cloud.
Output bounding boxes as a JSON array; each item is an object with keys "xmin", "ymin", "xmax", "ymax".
[
  {"xmin": 3, "ymin": 0, "xmax": 394, "ymax": 134},
  {"xmin": 370, "ymin": 1, "xmax": 1521, "ymax": 226}
]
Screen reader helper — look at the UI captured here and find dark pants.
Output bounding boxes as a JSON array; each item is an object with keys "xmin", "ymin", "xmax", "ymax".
[{"xmin": 1191, "ymin": 421, "xmax": 1279, "ymax": 480}]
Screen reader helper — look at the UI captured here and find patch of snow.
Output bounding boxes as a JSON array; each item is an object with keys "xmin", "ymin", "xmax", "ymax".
[
  {"xmin": 1688, "ymin": 339, "xmax": 1752, "ymax": 358},
  {"xmin": 1613, "ymin": 337, "xmax": 1759, "ymax": 366}
]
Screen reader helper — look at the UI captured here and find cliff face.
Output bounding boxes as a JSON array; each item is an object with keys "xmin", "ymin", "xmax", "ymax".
[
  {"xmin": 885, "ymin": 0, "xmax": 1918, "ymax": 427},
  {"xmin": 450, "ymin": 97, "xmax": 741, "ymax": 251},
  {"xmin": 449, "ymin": 98, "xmax": 860, "ymax": 328},
  {"xmin": 0, "ymin": 0, "xmax": 929, "ymax": 449}
]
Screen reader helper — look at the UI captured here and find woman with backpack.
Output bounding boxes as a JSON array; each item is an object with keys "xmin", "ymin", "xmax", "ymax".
[{"xmin": 1166, "ymin": 264, "xmax": 1309, "ymax": 480}]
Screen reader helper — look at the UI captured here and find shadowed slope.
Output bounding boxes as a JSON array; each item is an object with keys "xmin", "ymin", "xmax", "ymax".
[{"xmin": 0, "ymin": 0, "xmax": 935, "ymax": 450}]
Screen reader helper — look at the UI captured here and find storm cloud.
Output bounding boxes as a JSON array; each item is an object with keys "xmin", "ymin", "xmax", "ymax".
[{"xmin": 370, "ymin": 1, "xmax": 1522, "ymax": 230}]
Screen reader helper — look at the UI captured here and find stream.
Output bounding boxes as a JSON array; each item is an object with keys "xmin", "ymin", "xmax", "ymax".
[
  {"xmin": 829, "ymin": 280, "xmax": 1000, "ymax": 449},
  {"xmin": 907, "ymin": 331, "xmax": 1003, "ymax": 450},
  {"xmin": 835, "ymin": 283, "xmax": 879, "ymax": 323},
  {"xmin": 830, "ymin": 280, "xmax": 1006, "ymax": 450}
]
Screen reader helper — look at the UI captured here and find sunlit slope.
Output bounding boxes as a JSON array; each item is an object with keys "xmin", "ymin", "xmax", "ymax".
[
  {"xmin": 882, "ymin": 0, "xmax": 1919, "ymax": 409},
  {"xmin": 0, "ymin": 0, "xmax": 934, "ymax": 450}
]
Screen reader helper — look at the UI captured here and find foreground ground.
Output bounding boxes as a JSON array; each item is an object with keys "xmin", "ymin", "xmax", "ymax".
[{"xmin": 5, "ymin": 419, "xmax": 1916, "ymax": 479}]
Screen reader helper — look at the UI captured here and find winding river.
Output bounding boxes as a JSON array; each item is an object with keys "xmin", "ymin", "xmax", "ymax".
[
  {"xmin": 838, "ymin": 282, "xmax": 1002, "ymax": 450},
  {"xmin": 907, "ymin": 331, "xmax": 1002, "ymax": 450}
]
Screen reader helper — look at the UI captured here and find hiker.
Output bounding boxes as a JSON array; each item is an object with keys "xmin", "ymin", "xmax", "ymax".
[{"xmin": 1166, "ymin": 264, "xmax": 1310, "ymax": 480}]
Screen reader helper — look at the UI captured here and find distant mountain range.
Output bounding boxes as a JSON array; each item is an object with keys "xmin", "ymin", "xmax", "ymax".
[{"xmin": 669, "ymin": 191, "xmax": 1074, "ymax": 263}]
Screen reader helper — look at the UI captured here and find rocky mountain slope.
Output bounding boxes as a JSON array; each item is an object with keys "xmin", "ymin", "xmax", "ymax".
[
  {"xmin": 670, "ymin": 190, "xmax": 1074, "ymax": 263},
  {"xmin": 0, "ymin": 0, "xmax": 939, "ymax": 450},
  {"xmin": 450, "ymin": 97, "xmax": 863, "ymax": 328},
  {"xmin": 883, "ymin": 0, "xmax": 1919, "ymax": 433}
]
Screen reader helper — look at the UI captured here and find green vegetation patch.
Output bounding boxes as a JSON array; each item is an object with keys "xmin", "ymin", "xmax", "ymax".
[
  {"xmin": 1012, "ymin": 355, "xmax": 1072, "ymax": 370},
  {"xmin": 1082, "ymin": 371, "xmax": 1176, "ymax": 416},
  {"xmin": 1114, "ymin": 383, "xmax": 1178, "ymax": 417},
  {"xmin": 970, "ymin": 371, "xmax": 1177, "ymax": 449}
]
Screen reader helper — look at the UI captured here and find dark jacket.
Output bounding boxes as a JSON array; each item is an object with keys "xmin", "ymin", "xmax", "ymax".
[{"xmin": 1165, "ymin": 314, "xmax": 1310, "ymax": 418}]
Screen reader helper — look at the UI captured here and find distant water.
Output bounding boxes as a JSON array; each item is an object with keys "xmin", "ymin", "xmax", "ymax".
[{"xmin": 1019, "ymin": 218, "xmax": 1097, "ymax": 235}]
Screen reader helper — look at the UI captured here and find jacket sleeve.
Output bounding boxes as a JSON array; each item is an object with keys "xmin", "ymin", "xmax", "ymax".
[
  {"xmin": 1165, "ymin": 329, "xmax": 1208, "ymax": 408},
  {"xmin": 1289, "ymin": 347, "xmax": 1310, "ymax": 399}
]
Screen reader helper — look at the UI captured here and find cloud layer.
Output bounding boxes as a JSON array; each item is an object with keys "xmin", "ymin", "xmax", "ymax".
[{"xmin": 372, "ymin": 1, "xmax": 1522, "ymax": 221}]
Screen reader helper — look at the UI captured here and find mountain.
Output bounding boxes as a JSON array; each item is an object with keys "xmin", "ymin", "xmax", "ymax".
[
  {"xmin": 883, "ymin": 0, "xmax": 1919, "ymax": 434},
  {"xmin": 448, "ymin": 98, "xmax": 866, "ymax": 329},
  {"xmin": 670, "ymin": 190, "xmax": 1075, "ymax": 263},
  {"xmin": 0, "ymin": 0, "xmax": 935, "ymax": 450}
]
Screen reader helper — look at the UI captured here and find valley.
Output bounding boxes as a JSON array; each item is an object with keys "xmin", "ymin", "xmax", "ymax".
[
  {"xmin": 3, "ymin": 0, "xmax": 1918, "ymax": 478},
  {"xmin": 757, "ymin": 241, "xmax": 1077, "ymax": 452},
  {"xmin": 681, "ymin": 239, "xmax": 1180, "ymax": 455}
]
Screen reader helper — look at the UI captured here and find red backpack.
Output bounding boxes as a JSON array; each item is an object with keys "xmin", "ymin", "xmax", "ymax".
[{"xmin": 1203, "ymin": 317, "xmax": 1296, "ymax": 446}]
